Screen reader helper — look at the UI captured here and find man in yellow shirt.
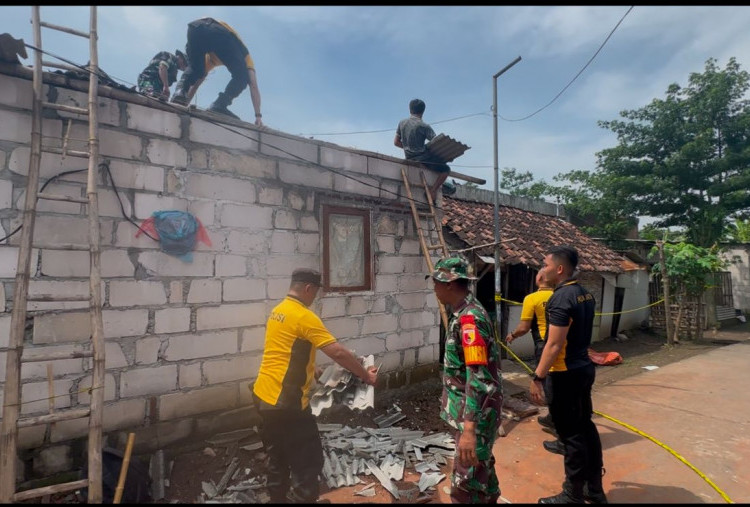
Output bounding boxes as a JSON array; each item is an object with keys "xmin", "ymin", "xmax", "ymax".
[
  {"xmin": 252, "ymin": 268, "xmax": 377, "ymax": 503},
  {"xmin": 506, "ymin": 271, "xmax": 563, "ymax": 454},
  {"xmin": 171, "ymin": 17, "xmax": 263, "ymax": 125}
]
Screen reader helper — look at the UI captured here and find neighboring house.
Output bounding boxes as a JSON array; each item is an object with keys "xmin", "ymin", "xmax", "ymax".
[
  {"xmin": 438, "ymin": 185, "xmax": 650, "ymax": 360},
  {"xmin": 719, "ymin": 243, "xmax": 749, "ymax": 316},
  {"xmin": 0, "ymin": 63, "xmax": 454, "ymax": 479}
]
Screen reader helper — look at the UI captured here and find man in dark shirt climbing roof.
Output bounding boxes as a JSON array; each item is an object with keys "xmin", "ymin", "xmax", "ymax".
[
  {"xmin": 394, "ymin": 98, "xmax": 451, "ymax": 198},
  {"xmin": 530, "ymin": 245, "xmax": 608, "ymax": 504},
  {"xmin": 171, "ymin": 17, "xmax": 263, "ymax": 125}
]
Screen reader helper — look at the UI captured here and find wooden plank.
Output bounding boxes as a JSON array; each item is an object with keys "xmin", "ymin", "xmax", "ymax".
[
  {"xmin": 12, "ymin": 479, "xmax": 89, "ymax": 502},
  {"xmin": 22, "ymin": 350, "xmax": 93, "ymax": 362},
  {"xmin": 18, "ymin": 407, "xmax": 90, "ymax": 428}
]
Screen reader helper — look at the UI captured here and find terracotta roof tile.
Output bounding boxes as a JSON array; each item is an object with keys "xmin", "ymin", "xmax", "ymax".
[{"xmin": 442, "ymin": 197, "xmax": 625, "ymax": 273}]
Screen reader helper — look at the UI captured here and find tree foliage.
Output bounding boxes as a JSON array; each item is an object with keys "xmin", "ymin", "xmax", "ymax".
[{"xmin": 597, "ymin": 57, "xmax": 750, "ymax": 247}]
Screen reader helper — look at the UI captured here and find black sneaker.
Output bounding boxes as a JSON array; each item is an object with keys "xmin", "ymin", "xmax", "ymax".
[
  {"xmin": 542, "ymin": 425, "xmax": 559, "ymax": 437},
  {"xmin": 538, "ymin": 491, "xmax": 584, "ymax": 504},
  {"xmin": 208, "ymin": 104, "xmax": 240, "ymax": 120},
  {"xmin": 543, "ymin": 439, "xmax": 565, "ymax": 455},
  {"xmin": 538, "ymin": 413, "xmax": 554, "ymax": 429}
]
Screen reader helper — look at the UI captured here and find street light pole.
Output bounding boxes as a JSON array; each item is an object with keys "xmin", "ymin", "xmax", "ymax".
[{"xmin": 493, "ymin": 56, "xmax": 521, "ymax": 345}]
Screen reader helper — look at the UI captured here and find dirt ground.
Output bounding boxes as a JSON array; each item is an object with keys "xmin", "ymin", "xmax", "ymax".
[{"xmin": 159, "ymin": 322, "xmax": 747, "ymax": 504}]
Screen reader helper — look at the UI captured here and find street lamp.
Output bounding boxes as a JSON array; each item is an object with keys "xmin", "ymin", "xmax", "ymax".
[{"xmin": 493, "ymin": 56, "xmax": 521, "ymax": 344}]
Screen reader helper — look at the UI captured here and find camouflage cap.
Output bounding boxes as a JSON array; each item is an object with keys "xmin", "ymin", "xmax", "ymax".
[{"xmin": 426, "ymin": 255, "xmax": 477, "ymax": 282}]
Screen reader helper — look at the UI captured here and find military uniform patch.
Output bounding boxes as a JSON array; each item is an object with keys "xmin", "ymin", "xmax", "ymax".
[{"xmin": 460, "ymin": 314, "xmax": 488, "ymax": 365}]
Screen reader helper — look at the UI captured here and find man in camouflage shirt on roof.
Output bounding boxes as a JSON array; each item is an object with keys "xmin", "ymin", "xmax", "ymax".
[
  {"xmin": 137, "ymin": 50, "xmax": 187, "ymax": 100},
  {"xmin": 427, "ymin": 255, "xmax": 503, "ymax": 503}
]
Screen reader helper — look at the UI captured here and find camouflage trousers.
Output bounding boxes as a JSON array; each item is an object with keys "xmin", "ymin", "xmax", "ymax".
[
  {"xmin": 449, "ymin": 428, "xmax": 501, "ymax": 503},
  {"xmin": 137, "ymin": 78, "xmax": 168, "ymax": 99}
]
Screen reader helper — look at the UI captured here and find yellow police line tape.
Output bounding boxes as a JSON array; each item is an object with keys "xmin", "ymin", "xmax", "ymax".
[
  {"xmin": 494, "ymin": 295, "xmax": 666, "ymax": 317},
  {"xmin": 496, "ymin": 338, "xmax": 734, "ymax": 504}
]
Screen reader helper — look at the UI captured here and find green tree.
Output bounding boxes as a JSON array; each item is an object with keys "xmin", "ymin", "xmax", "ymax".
[
  {"xmin": 639, "ymin": 224, "xmax": 685, "ymax": 242},
  {"xmin": 649, "ymin": 242, "xmax": 726, "ymax": 343},
  {"xmin": 724, "ymin": 217, "xmax": 750, "ymax": 242},
  {"xmin": 499, "ymin": 167, "xmax": 550, "ymax": 199},
  {"xmin": 597, "ymin": 57, "xmax": 750, "ymax": 248}
]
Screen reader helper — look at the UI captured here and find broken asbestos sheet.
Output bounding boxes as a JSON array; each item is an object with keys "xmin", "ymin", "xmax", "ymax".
[{"xmin": 310, "ymin": 354, "xmax": 375, "ymax": 417}]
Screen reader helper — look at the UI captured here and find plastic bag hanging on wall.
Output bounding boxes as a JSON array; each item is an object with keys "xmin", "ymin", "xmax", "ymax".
[{"xmin": 135, "ymin": 210, "xmax": 212, "ymax": 262}]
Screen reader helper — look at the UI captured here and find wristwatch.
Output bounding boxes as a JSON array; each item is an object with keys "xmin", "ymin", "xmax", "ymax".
[{"xmin": 531, "ymin": 372, "xmax": 545, "ymax": 382}]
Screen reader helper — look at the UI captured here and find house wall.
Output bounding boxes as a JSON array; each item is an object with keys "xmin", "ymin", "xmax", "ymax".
[
  {"xmin": 616, "ymin": 269, "xmax": 651, "ymax": 332},
  {"xmin": 722, "ymin": 246, "xmax": 750, "ymax": 314},
  {"xmin": 0, "ymin": 70, "xmax": 445, "ymax": 477}
]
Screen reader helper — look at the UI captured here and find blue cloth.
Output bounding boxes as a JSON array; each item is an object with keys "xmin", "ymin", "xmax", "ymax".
[{"xmin": 152, "ymin": 210, "xmax": 199, "ymax": 262}]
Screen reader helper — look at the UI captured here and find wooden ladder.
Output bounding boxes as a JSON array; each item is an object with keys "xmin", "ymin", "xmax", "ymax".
[
  {"xmin": 401, "ymin": 167, "xmax": 450, "ymax": 330},
  {"xmin": 0, "ymin": 6, "xmax": 105, "ymax": 503}
]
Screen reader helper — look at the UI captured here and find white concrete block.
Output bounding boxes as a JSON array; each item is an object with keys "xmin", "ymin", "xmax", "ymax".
[
  {"xmin": 362, "ymin": 314, "xmax": 398, "ymax": 335},
  {"xmin": 208, "ymin": 149, "xmax": 277, "ymax": 179},
  {"xmin": 399, "ymin": 239, "xmax": 421, "ymax": 255},
  {"xmin": 265, "ymin": 255, "xmax": 319, "ymax": 276},
  {"xmin": 21, "ymin": 379, "xmax": 73, "ymax": 415},
  {"xmin": 136, "ymin": 337, "xmax": 162, "ymax": 365},
  {"xmin": 17, "ymin": 182, "xmax": 83, "ymax": 214},
  {"xmin": 105, "ymin": 342, "xmax": 129, "ymax": 369},
  {"xmin": 138, "ymin": 251, "xmax": 214, "ymax": 277},
  {"xmin": 270, "ymin": 231, "xmax": 295, "ymax": 254},
  {"xmin": 320, "ymin": 146, "xmax": 368, "ymax": 174},
  {"xmin": 187, "ymin": 279, "xmax": 222, "ymax": 303},
  {"xmin": 395, "ymin": 293, "xmax": 427, "ymax": 310},
  {"xmin": 190, "ymin": 148, "xmax": 208, "ymax": 169},
  {"xmin": 340, "ymin": 335, "xmax": 386, "ymax": 357},
  {"xmin": 223, "ymin": 278, "xmax": 266, "ymax": 302},
  {"xmin": 398, "ymin": 273, "xmax": 429, "ymax": 292},
  {"xmin": 320, "ymin": 297, "xmax": 346, "ymax": 318},
  {"xmin": 334, "ymin": 173, "xmax": 381, "ymax": 198},
  {"xmin": 216, "ymin": 254, "xmax": 246, "ymax": 277},
  {"xmin": 77, "ymin": 373, "xmax": 117, "ymax": 403},
  {"xmin": 134, "ymin": 192, "xmax": 188, "ymax": 220},
  {"xmin": 240, "ymin": 327, "xmax": 265, "ymax": 353},
  {"xmin": 267, "ymin": 278, "xmax": 289, "ymax": 300},
  {"xmin": 402, "ymin": 348, "xmax": 416, "ymax": 367},
  {"xmin": 169, "ymin": 280, "xmax": 185, "ymax": 304},
  {"xmin": 297, "ymin": 233, "xmax": 319, "ymax": 255},
  {"xmin": 288, "ymin": 191, "xmax": 305, "ymax": 211},
  {"xmin": 179, "ymin": 363, "xmax": 202, "ymax": 389},
  {"xmin": 0, "ymin": 282, "xmax": 4, "ymax": 313},
  {"xmin": 164, "ymin": 330, "xmax": 237, "ymax": 360},
  {"xmin": 0, "ymin": 75, "xmax": 34, "ymax": 110},
  {"xmin": 185, "ymin": 172, "xmax": 256, "ymax": 203},
  {"xmin": 32, "ymin": 311, "xmax": 90, "ymax": 345},
  {"xmin": 147, "ymin": 138, "xmax": 188, "ymax": 166},
  {"xmin": 188, "ymin": 199, "xmax": 215, "ymax": 226},
  {"xmin": 155, "ymin": 307, "xmax": 191, "ymax": 334},
  {"xmin": 380, "ymin": 180, "xmax": 400, "ymax": 200},
  {"xmin": 52, "ymin": 87, "xmax": 120, "ymax": 126},
  {"xmin": 0, "ymin": 111, "xmax": 60, "ymax": 143},
  {"xmin": 221, "ymin": 203, "xmax": 274, "ymax": 229},
  {"xmin": 103, "ymin": 309, "xmax": 149, "ymax": 338},
  {"xmin": 40, "ymin": 249, "xmax": 89, "ymax": 277},
  {"xmin": 417, "ymin": 344, "xmax": 438, "ymax": 365},
  {"xmin": 10, "ymin": 215, "xmax": 112, "ymax": 249},
  {"xmin": 374, "ymin": 274, "xmax": 398, "ymax": 294},
  {"xmin": 379, "ymin": 351, "xmax": 402, "ymax": 373},
  {"xmin": 106, "ymin": 160, "xmax": 165, "ymax": 192},
  {"xmin": 260, "ymin": 132, "xmax": 318, "ymax": 163},
  {"xmin": 257, "ymin": 185, "xmax": 283, "ymax": 205},
  {"xmin": 399, "ymin": 310, "xmax": 435, "ymax": 330},
  {"xmin": 126, "ymin": 103, "xmax": 182, "ymax": 137},
  {"xmin": 226, "ymin": 230, "xmax": 269, "ymax": 254},
  {"xmin": 101, "ymin": 249, "xmax": 136, "ymax": 277},
  {"xmin": 103, "ymin": 398, "xmax": 147, "ymax": 432},
  {"xmin": 120, "ymin": 365, "xmax": 177, "ymax": 397},
  {"xmin": 273, "ymin": 209, "xmax": 297, "ymax": 230},
  {"xmin": 279, "ymin": 160, "xmax": 332, "ymax": 189},
  {"xmin": 26, "ymin": 280, "xmax": 89, "ymax": 311},
  {"xmin": 189, "ymin": 118, "xmax": 259, "ymax": 150},
  {"xmin": 99, "ymin": 128, "xmax": 143, "ymax": 160},
  {"xmin": 376, "ymin": 236, "xmax": 396, "ymax": 254},
  {"xmin": 109, "ymin": 280, "xmax": 167, "ymax": 307},
  {"xmin": 196, "ymin": 302, "xmax": 267, "ymax": 331},
  {"xmin": 0, "ymin": 179, "xmax": 14, "ymax": 210},
  {"xmin": 297, "ymin": 216, "xmax": 318, "ymax": 234},
  {"xmin": 203, "ymin": 355, "xmax": 261, "ymax": 385},
  {"xmin": 378, "ymin": 256, "xmax": 407, "ymax": 274},
  {"xmin": 20, "ymin": 344, "xmax": 87, "ymax": 380},
  {"xmin": 367, "ymin": 156, "xmax": 404, "ymax": 182},
  {"xmin": 158, "ymin": 384, "xmax": 238, "ymax": 421},
  {"xmin": 324, "ymin": 317, "xmax": 360, "ymax": 340},
  {"xmin": 113, "ymin": 221, "xmax": 162, "ymax": 249},
  {"xmin": 386, "ymin": 330, "xmax": 425, "ymax": 351}
]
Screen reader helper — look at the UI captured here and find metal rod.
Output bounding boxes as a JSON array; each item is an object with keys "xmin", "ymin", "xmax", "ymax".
[{"xmin": 492, "ymin": 56, "xmax": 521, "ymax": 344}]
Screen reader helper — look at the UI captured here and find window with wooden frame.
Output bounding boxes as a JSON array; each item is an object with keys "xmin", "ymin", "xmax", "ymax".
[{"xmin": 322, "ymin": 205, "xmax": 372, "ymax": 292}]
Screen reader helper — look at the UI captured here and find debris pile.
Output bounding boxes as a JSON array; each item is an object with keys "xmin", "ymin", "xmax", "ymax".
[
  {"xmin": 318, "ymin": 423, "xmax": 450, "ymax": 500},
  {"xmin": 310, "ymin": 354, "xmax": 375, "ymax": 416}
]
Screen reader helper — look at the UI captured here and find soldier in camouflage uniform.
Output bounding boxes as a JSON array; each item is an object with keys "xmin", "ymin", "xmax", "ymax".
[
  {"xmin": 137, "ymin": 50, "xmax": 187, "ymax": 100},
  {"xmin": 427, "ymin": 255, "xmax": 503, "ymax": 503}
]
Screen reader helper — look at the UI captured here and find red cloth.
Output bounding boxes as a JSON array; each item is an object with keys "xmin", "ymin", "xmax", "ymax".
[{"xmin": 588, "ymin": 348, "xmax": 623, "ymax": 366}]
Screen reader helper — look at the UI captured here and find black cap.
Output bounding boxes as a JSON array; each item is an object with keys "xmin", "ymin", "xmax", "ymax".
[
  {"xmin": 175, "ymin": 49, "xmax": 186, "ymax": 61},
  {"xmin": 291, "ymin": 268, "xmax": 322, "ymax": 287}
]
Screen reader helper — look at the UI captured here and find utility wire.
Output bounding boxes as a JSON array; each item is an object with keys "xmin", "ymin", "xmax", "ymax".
[
  {"xmin": 298, "ymin": 111, "xmax": 491, "ymax": 137},
  {"xmin": 500, "ymin": 6, "xmax": 634, "ymax": 122}
]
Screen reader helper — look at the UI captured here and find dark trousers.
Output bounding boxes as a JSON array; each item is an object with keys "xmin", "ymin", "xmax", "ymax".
[
  {"xmin": 179, "ymin": 18, "xmax": 250, "ymax": 101},
  {"xmin": 407, "ymin": 151, "xmax": 451, "ymax": 173},
  {"xmin": 253, "ymin": 396, "xmax": 324, "ymax": 503},
  {"xmin": 548, "ymin": 363, "xmax": 604, "ymax": 493}
]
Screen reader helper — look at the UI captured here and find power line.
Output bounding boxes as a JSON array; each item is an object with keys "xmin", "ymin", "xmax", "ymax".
[
  {"xmin": 500, "ymin": 5, "xmax": 634, "ymax": 123},
  {"xmin": 298, "ymin": 111, "xmax": 491, "ymax": 137}
]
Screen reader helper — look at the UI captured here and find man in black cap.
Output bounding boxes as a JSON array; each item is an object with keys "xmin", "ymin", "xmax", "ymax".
[
  {"xmin": 137, "ymin": 49, "xmax": 187, "ymax": 100},
  {"xmin": 252, "ymin": 268, "xmax": 378, "ymax": 503}
]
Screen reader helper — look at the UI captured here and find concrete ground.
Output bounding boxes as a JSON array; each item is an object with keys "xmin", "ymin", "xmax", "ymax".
[{"xmin": 430, "ymin": 332, "xmax": 749, "ymax": 504}]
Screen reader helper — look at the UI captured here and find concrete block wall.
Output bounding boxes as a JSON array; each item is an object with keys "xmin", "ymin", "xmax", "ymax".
[{"xmin": 0, "ymin": 70, "xmax": 443, "ymax": 477}]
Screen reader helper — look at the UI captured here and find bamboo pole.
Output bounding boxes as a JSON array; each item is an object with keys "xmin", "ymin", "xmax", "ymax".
[
  {"xmin": 0, "ymin": 6, "xmax": 44, "ymax": 502},
  {"xmin": 113, "ymin": 433, "xmax": 136, "ymax": 504},
  {"xmin": 85, "ymin": 7, "xmax": 105, "ymax": 503}
]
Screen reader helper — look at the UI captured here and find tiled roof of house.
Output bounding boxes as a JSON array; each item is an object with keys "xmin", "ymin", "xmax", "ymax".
[{"xmin": 442, "ymin": 196, "xmax": 625, "ymax": 273}]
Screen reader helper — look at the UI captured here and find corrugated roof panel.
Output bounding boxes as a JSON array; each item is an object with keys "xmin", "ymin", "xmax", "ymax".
[{"xmin": 426, "ymin": 134, "xmax": 470, "ymax": 163}]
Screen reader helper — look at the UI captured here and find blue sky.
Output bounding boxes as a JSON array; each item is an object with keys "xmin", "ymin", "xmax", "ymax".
[{"xmin": 2, "ymin": 6, "xmax": 750, "ymax": 195}]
